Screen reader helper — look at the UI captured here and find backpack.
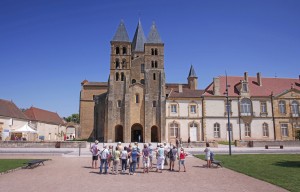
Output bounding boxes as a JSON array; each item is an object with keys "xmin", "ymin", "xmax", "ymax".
[{"xmin": 210, "ymin": 151, "xmax": 214, "ymax": 161}]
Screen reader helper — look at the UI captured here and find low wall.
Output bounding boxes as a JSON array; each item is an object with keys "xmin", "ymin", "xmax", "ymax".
[
  {"xmin": 0, "ymin": 141, "xmax": 87, "ymax": 148},
  {"xmin": 181, "ymin": 141, "xmax": 218, "ymax": 148},
  {"xmin": 248, "ymin": 140, "xmax": 300, "ymax": 147}
]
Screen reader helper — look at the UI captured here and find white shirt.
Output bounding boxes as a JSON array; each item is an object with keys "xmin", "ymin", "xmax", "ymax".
[
  {"xmin": 100, "ymin": 148, "xmax": 109, "ymax": 159},
  {"xmin": 121, "ymin": 150, "xmax": 128, "ymax": 159}
]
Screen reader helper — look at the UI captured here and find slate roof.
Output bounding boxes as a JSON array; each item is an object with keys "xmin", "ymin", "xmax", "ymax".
[
  {"xmin": 111, "ymin": 20, "xmax": 130, "ymax": 42},
  {"xmin": 203, "ymin": 76, "xmax": 300, "ymax": 97},
  {"xmin": 132, "ymin": 20, "xmax": 146, "ymax": 52},
  {"xmin": 0, "ymin": 99, "xmax": 28, "ymax": 120},
  {"xmin": 24, "ymin": 107, "xmax": 64, "ymax": 125},
  {"xmin": 188, "ymin": 65, "xmax": 197, "ymax": 78},
  {"xmin": 147, "ymin": 22, "xmax": 163, "ymax": 44}
]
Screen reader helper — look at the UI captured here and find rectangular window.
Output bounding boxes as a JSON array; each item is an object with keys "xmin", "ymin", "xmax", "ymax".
[
  {"xmin": 281, "ymin": 123, "xmax": 288, "ymax": 137},
  {"xmin": 245, "ymin": 124, "xmax": 251, "ymax": 137},
  {"xmin": 152, "ymin": 101, "xmax": 156, "ymax": 107},
  {"xmin": 242, "ymin": 82, "xmax": 248, "ymax": 92},
  {"xmin": 225, "ymin": 101, "xmax": 232, "ymax": 114},
  {"xmin": 190, "ymin": 105, "xmax": 196, "ymax": 113},
  {"xmin": 279, "ymin": 101, "xmax": 286, "ymax": 114},
  {"xmin": 214, "ymin": 124, "xmax": 220, "ymax": 138},
  {"xmin": 262, "ymin": 123, "xmax": 269, "ymax": 137},
  {"xmin": 141, "ymin": 64, "xmax": 145, "ymax": 73},
  {"xmin": 171, "ymin": 104, "xmax": 177, "ymax": 113},
  {"xmin": 260, "ymin": 102, "xmax": 267, "ymax": 113},
  {"xmin": 117, "ymin": 100, "xmax": 121, "ymax": 108}
]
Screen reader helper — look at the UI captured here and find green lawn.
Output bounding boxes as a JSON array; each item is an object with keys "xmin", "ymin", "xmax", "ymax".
[
  {"xmin": 195, "ymin": 154, "xmax": 300, "ymax": 192},
  {"xmin": 0, "ymin": 159, "xmax": 31, "ymax": 173}
]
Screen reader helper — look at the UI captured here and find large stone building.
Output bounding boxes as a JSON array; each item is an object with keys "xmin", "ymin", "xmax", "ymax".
[{"xmin": 79, "ymin": 20, "xmax": 300, "ymax": 143}]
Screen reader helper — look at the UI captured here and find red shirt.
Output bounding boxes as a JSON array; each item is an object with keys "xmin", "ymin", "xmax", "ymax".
[{"xmin": 180, "ymin": 152, "xmax": 187, "ymax": 160}]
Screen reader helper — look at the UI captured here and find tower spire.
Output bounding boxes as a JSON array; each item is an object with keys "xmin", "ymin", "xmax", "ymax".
[
  {"xmin": 188, "ymin": 65, "xmax": 197, "ymax": 78},
  {"xmin": 147, "ymin": 21, "xmax": 163, "ymax": 43},
  {"xmin": 112, "ymin": 20, "xmax": 130, "ymax": 42},
  {"xmin": 132, "ymin": 19, "xmax": 146, "ymax": 52}
]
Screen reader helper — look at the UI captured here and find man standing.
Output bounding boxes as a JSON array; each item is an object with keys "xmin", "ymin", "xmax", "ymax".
[
  {"xmin": 90, "ymin": 140, "xmax": 99, "ymax": 169},
  {"xmin": 99, "ymin": 145, "xmax": 110, "ymax": 174}
]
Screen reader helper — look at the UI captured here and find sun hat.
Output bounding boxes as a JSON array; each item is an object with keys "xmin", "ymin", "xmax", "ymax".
[{"xmin": 95, "ymin": 140, "xmax": 99, "ymax": 144}]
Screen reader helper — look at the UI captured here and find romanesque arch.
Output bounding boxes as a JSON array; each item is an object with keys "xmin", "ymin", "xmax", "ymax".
[
  {"xmin": 115, "ymin": 125, "xmax": 123, "ymax": 142},
  {"xmin": 151, "ymin": 126, "xmax": 159, "ymax": 142},
  {"xmin": 131, "ymin": 123, "xmax": 143, "ymax": 142}
]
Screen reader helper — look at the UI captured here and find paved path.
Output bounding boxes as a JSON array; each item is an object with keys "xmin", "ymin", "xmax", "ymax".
[{"xmin": 0, "ymin": 154, "xmax": 288, "ymax": 192}]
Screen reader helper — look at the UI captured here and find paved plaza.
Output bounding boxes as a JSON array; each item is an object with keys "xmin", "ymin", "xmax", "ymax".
[{"xmin": 0, "ymin": 144, "xmax": 293, "ymax": 192}]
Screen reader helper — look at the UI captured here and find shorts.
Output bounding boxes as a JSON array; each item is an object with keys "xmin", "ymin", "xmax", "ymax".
[
  {"xmin": 206, "ymin": 156, "xmax": 211, "ymax": 161},
  {"xmin": 143, "ymin": 157, "xmax": 149, "ymax": 167},
  {"xmin": 180, "ymin": 159, "xmax": 185, "ymax": 165},
  {"xmin": 170, "ymin": 156, "xmax": 176, "ymax": 162},
  {"xmin": 92, "ymin": 156, "xmax": 98, "ymax": 161}
]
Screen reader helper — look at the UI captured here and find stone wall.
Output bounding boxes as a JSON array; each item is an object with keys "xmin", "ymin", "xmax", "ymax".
[
  {"xmin": 0, "ymin": 141, "xmax": 87, "ymax": 148},
  {"xmin": 250, "ymin": 140, "xmax": 300, "ymax": 147}
]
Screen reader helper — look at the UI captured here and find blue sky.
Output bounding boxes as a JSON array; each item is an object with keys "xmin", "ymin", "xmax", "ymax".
[{"xmin": 1, "ymin": 0, "xmax": 299, "ymax": 117}]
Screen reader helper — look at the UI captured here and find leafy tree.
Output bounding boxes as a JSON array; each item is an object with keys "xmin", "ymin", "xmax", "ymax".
[{"xmin": 64, "ymin": 114, "xmax": 80, "ymax": 124}]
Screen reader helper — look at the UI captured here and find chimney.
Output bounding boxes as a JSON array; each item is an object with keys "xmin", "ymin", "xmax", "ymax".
[
  {"xmin": 178, "ymin": 84, "xmax": 183, "ymax": 93},
  {"xmin": 213, "ymin": 77, "xmax": 220, "ymax": 96},
  {"xmin": 257, "ymin": 72, "xmax": 262, "ymax": 86},
  {"xmin": 244, "ymin": 72, "xmax": 248, "ymax": 82}
]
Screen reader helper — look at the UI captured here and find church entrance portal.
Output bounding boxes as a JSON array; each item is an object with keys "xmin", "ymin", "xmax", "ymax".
[{"xmin": 131, "ymin": 124, "xmax": 143, "ymax": 142}]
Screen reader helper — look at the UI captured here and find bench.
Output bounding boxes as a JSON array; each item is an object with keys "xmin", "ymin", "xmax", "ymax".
[
  {"xmin": 265, "ymin": 145, "xmax": 283, "ymax": 149},
  {"xmin": 211, "ymin": 160, "xmax": 222, "ymax": 168},
  {"xmin": 24, "ymin": 159, "xmax": 47, "ymax": 169}
]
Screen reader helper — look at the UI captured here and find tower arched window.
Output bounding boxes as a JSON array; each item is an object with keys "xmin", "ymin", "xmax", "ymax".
[
  {"xmin": 151, "ymin": 61, "xmax": 154, "ymax": 68},
  {"xmin": 116, "ymin": 59, "xmax": 120, "ymax": 69},
  {"xmin": 153, "ymin": 73, "xmax": 156, "ymax": 80},
  {"xmin": 115, "ymin": 73, "xmax": 119, "ymax": 81},
  {"xmin": 155, "ymin": 61, "xmax": 158, "ymax": 68},
  {"xmin": 155, "ymin": 49, "xmax": 158, "ymax": 55},
  {"xmin": 132, "ymin": 79, "xmax": 136, "ymax": 84},
  {"xmin": 121, "ymin": 73, "xmax": 125, "ymax": 81},
  {"xmin": 135, "ymin": 94, "xmax": 139, "ymax": 103},
  {"xmin": 140, "ymin": 79, "xmax": 145, "ymax": 84},
  {"xmin": 122, "ymin": 47, "xmax": 127, "ymax": 55},
  {"xmin": 122, "ymin": 59, "xmax": 126, "ymax": 69},
  {"xmin": 151, "ymin": 49, "xmax": 154, "ymax": 55},
  {"xmin": 116, "ymin": 47, "xmax": 120, "ymax": 55}
]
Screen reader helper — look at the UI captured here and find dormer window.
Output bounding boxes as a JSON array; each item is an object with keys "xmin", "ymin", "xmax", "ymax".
[{"xmin": 242, "ymin": 81, "xmax": 248, "ymax": 92}]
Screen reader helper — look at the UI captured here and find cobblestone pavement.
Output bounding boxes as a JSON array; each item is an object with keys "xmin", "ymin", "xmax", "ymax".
[{"xmin": 0, "ymin": 154, "xmax": 288, "ymax": 192}]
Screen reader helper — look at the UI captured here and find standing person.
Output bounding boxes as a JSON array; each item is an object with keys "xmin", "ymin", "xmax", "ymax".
[
  {"xmin": 127, "ymin": 144, "xmax": 132, "ymax": 169},
  {"xmin": 99, "ymin": 145, "xmax": 110, "ymax": 174},
  {"xmin": 117, "ymin": 142, "xmax": 122, "ymax": 152},
  {"xmin": 107, "ymin": 145, "xmax": 113, "ymax": 171},
  {"xmin": 156, "ymin": 144, "xmax": 165, "ymax": 173},
  {"xmin": 148, "ymin": 143, "xmax": 154, "ymax": 169},
  {"xmin": 142, "ymin": 144, "xmax": 150, "ymax": 173},
  {"xmin": 121, "ymin": 146, "xmax": 128, "ymax": 173},
  {"xmin": 163, "ymin": 142, "xmax": 169, "ymax": 166},
  {"xmin": 169, "ymin": 145, "xmax": 177, "ymax": 171},
  {"xmin": 128, "ymin": 147, "xmax": 140, "ymax": 175},
  {"xmin": 112, "ymin": 146, "xmax": 121, "ymax": 175},
  {"xmin": 134, "ymin": 142, "xmax": 141, "ymax": 169},
  {"xmin": 90, "ymin": 140, "xmax": 99, "ymax": 169},
  {"xmin": 204, "ymin": 142, "xmax": 211, "ymax": 168},
  {"xmin": 179, "ymin": 148, "xmax": 187, "ymax": 172},
  {"xmin": 187, "ymin": 137, "xmax": 191, "ymax": 148},
  {"xmin": 179, "ymin": 138, "xmax": 183, "ymax": 147}
]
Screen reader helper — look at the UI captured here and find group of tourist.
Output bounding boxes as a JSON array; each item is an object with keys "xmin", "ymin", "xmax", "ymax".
[{"xmin": 90, "ymin": 141, "xmax": 188, "ymax": 175}]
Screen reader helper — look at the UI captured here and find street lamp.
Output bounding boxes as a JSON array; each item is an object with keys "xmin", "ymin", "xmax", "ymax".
[{"xmin": 225, "ymin": 72, "xmax": 232, "ymax": 156}]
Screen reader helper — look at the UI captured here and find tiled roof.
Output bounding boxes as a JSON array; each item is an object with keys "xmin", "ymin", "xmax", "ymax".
[
  {"xmin": 24, "ymin": 107, "xmax": 64, "ymax": 125},
  {"xmin": 204, "ymin": 76, "xmax": 300, "ymax": 97},
  {"xmin": 111, "ymin": 20, "xmax": 130, "ymax": 42},
  {"xmin": 147, "ymin": 22, "xmax": 163, "ymax": 44},
  {"xmin": 168, "ymin": 87, "xmax": 204, "ymax": 98},
  {"xmin": 0, "ymin": 99, "xmax": 28, "ymax": 120},
  {"xmin": 132, "ymin": 20, "xmax": 146, "ymax": 52}
]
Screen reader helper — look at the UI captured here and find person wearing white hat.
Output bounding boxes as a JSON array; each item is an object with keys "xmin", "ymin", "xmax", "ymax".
[
  {"xmin": 156, "ymin": 144, "xmax": 165, "ymax": 173},
  {"xmin": 90, "ymin": 140, "xmax": 99, "ymax": 169}
]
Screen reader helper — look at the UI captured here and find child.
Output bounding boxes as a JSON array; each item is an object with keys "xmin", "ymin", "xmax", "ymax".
[
  {"xmin": 204, "ymin": 142, "xmax": 211, "ymax": 168},
  {"xmin": 179, "ymin": 148, "xmax": 187, "ymax": 172}
]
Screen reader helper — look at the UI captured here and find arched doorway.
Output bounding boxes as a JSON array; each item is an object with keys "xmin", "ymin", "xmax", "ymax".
[
  {"xmin": 115, "ymin": 125, "xmax": 123, "ymax": 142},
  {"xmin": 151, "ymin": 126, "xmax": 159, "ymax": 142},
  {"xmin": 131, "ymin": 124, "xmax": 143, "ymax": 142}
]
